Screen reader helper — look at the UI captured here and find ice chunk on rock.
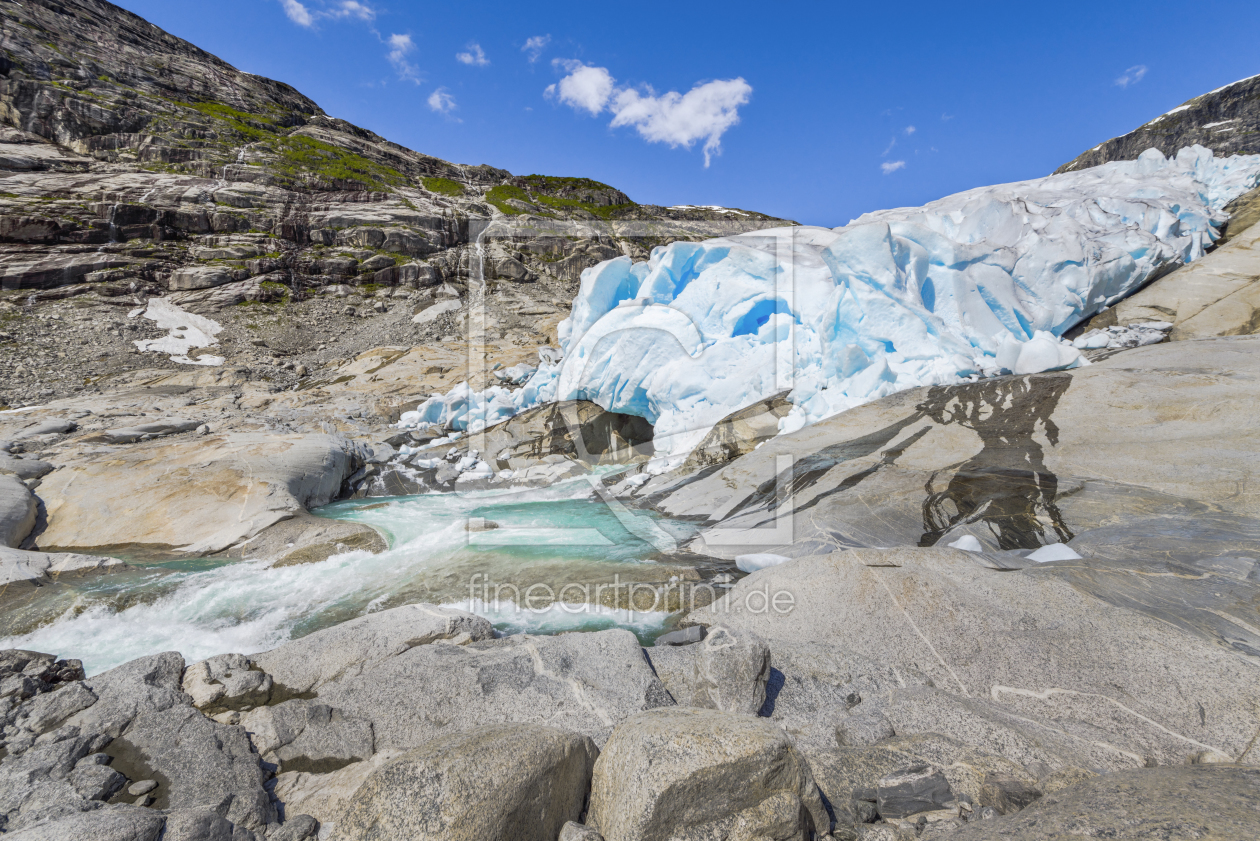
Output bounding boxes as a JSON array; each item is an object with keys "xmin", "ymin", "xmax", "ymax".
[
  {"xmin": 409, "ymin": 146, "xmax": 1260, "ymax": 458},
  {"xmin": 735, "ymin": 553, "xmax": 791, "ymax": 572},
  {"xmin": 1027, "ymin": 543, "xmax": 1083, "ymax": 562},
  {"xmin": 947, "ymin": 535, "xmax": 984, "ymax": 553}
]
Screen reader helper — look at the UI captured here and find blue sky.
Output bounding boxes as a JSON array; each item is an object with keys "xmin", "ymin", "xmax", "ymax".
[{"xmin": 115, "ymin": 0, "xmax": 1260, "ymax": 227}]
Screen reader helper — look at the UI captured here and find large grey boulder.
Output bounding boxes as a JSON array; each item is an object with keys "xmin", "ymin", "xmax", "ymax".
[
  {"xmin": 271, "ymin": 749, "xmax": 405, "ymax": 832},
  {"xmin": 105, "ymin": 704, "xmax": 275, "ymax": 831},
  {"xmin": 945, "ymin": 765, "xmax": 1260, "ymax": 840},
  {"xmin": 255, "ymin": 606, "xmax": 669, "ymax": 750},
  {"xmin": 252, "ymin": 603, "xmax": 495, "ymax": 696},
  {"xmin": 65, "ymin": 651, "xmax": 189, "ymax": 738},
  {"xmin": 0, "ymin": 473, "xmax": 37, "ymax": 548},
  {"xmin": 0, "ymin": 805, "xmax": 165, "ymax": 840},
  {"xmin": 305, "ymin": 628, "xmax": 673, "ymax": 750},
  {"xmin": 685, "ymin": 550, "xmax": 1259, "ymax": 771},
  {"xmin": 0, "ymin": 452, "xmax": 55, "ymax": 481},
  {"xmin": 646, "ymin": 623, "xmax": 770, "ymax": 714},
  {"xmin": 586, "ymin": 707, "xmax": 829, "ymax": 841},
  {"xmin": 37, "ymin": 432, "xmax": 362, "ymax": 557},
  {"xmin": 0, "ymin": 732, "xmax": 98, "ymax": 831},
  {"xmin": 330, "ymin": 724, "xmax": 598, "ymax": 841}
]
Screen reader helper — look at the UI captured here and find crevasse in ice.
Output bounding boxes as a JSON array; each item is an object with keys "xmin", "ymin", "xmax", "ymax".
[{"xmin": 403, "ymin": 146, "xmax": 1260, "ymax": 460}]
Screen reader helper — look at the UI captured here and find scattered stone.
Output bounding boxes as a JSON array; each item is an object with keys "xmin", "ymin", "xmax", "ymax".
[
  {"xmin": 977, "ymin": 773, "xmax": 1041, "ymax": 815},
  {"xmin": 0, "ymin": 452, "xmax": 55, "ymax": 481},
  {"xmin": 127, "ymin": 780, "xmax": 157, "ymax": 796},
  {"xmin": 332, "ymin": 724, "xmax": 597, "ymax": 841}
]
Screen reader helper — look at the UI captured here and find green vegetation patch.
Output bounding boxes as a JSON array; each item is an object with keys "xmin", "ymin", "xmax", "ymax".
[
  {"xmin": 515, "ymin": 174, "xmax": 619, "ymax": 194},
  {"xmin": 181, "ymin": 100, "xmax": 278, "ymax": 141},
  {"xmin": 272, "ymin": 135, "xmax": 406, "ymax": 192},
  {"xmin": 485, "ymin": 184, "xmax": 532, "ymax": 216},
  {"xmin": 422, "ymin": 176, "xmax": 465, "ymax": 197},
  {"xmin": 486, "ymin": 179, "xmax": 635, "ymax": 219}
]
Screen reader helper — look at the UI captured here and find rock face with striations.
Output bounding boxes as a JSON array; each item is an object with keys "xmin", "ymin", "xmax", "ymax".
[{"xmin": 0, "ymin": 0, "xmax": 792, "ymax": 412}]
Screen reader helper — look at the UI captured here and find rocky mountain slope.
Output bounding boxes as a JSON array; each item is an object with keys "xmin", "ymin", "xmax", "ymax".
[
  {"xmin": 1057, "ymin": 73, "xmax": 1260, "ymax": 173},
  {"xmin": 0, "ymin": 0, "xmax": 791, "ymax": 410}
]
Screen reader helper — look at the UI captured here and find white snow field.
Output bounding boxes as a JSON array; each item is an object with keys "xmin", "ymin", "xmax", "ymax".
[{"xmin": 403, "ymin": 146, "xmax": 1260, "ymax": 462}]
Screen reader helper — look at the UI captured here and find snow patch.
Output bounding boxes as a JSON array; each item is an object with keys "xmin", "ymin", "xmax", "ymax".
[
  {"xmin": 669, "ymin": 205, "xmax": 751, "ymax": 216},
  {"xmin": 131, "ymin": 297, "xmax": 224, "ymax": 366}
]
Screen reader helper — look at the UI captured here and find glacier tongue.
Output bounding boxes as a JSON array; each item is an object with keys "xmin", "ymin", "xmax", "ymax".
[{"xmin": 402, "ymin": 146, "xmax": 1260, "ymax": 462}]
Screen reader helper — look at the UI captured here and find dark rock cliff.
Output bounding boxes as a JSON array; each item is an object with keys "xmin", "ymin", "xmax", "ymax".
[{"xmin": 1056, "ymin": 73, "xmax": 1260, "ymax": 173}]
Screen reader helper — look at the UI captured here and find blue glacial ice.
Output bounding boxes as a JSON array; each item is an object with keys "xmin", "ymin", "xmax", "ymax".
[{"xmin": 402, "ymin": 146, "xmax": 1260, "ymax": 462}]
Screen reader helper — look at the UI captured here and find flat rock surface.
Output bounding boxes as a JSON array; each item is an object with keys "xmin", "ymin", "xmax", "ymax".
[
  {"xmin": 0, "ymin": 546, "xmax": 126, "ymax": 586},
  {"xmin": 35, "ymin": 432, "xmax": 360, "ymax": 556},
  {"xmin": 264, "ymin": 624, "xmax": 672, "ymax": 750},
  {"xmin": 685, "ymin": 549, "xmax": 1259, "ymax": 769},
  {"xmin": 947, "ymin": 765, "xmax": 1260, "ymax": 840}
]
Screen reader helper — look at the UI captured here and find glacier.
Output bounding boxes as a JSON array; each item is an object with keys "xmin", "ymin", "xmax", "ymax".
[{"xmin": 402, "ymin": 146, "xmax": 1260, "ymax": 463}]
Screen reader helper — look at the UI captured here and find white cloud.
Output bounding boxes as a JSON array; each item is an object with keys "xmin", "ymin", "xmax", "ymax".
[
  {"xmin": 457, "ymin": 43, "xmax": 489, "ymax": 67},
  {"xmin": 428, "ymin": 87, "xmax": 457, "ymax": 114},
  {"xmin": 331, "ymin": 0, "xmax": 375, "ymax": 20},
  {"xmin": 904, "ymin": 125, "xmax": 916, "ymax": 135},
  {"xmin": 387, "ymin": 33, "xmax": 420, "ymax": 84},
  {"xmin": 1115, "ymin": 65, "xmax": 1148, "ymax": 88},
  {"xmin": 547, "ymin": 61, "xmax": 752, "ymax": 166},
  {"xmin": 279, "ymin": 0, "xmax": 375, "ymax": 26},
  {"xmin": 546, "ymin": 60, "xmax": 616, "ymax": 115},
  {"xmin": 522, "ymin": 35, "xmax": 551, "ymax": 63},
  {"xmin": 881, "ymin": 160, "xmax": 906, "ymax": 174},
  {"xmin": 882, "ymin": 137, "xmax": 897, "ymax": 156},
  {"xmin": 941, "ymin": 113, "xmax": 954, "ymax": 121},
  {"xmin": 280, "ymin": 0, "xmax": 314, "ymax": 27}
]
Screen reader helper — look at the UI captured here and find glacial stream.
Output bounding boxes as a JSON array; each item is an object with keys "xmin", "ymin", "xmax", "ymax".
[{"xmin": 0, "ymin": 480, "xmax": 714, "ymax": 675}]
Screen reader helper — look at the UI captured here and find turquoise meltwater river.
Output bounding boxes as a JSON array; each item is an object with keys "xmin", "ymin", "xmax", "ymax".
[{"xmin": 0, "ymin": 480, "xmax": 719, "ymax": 675}]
